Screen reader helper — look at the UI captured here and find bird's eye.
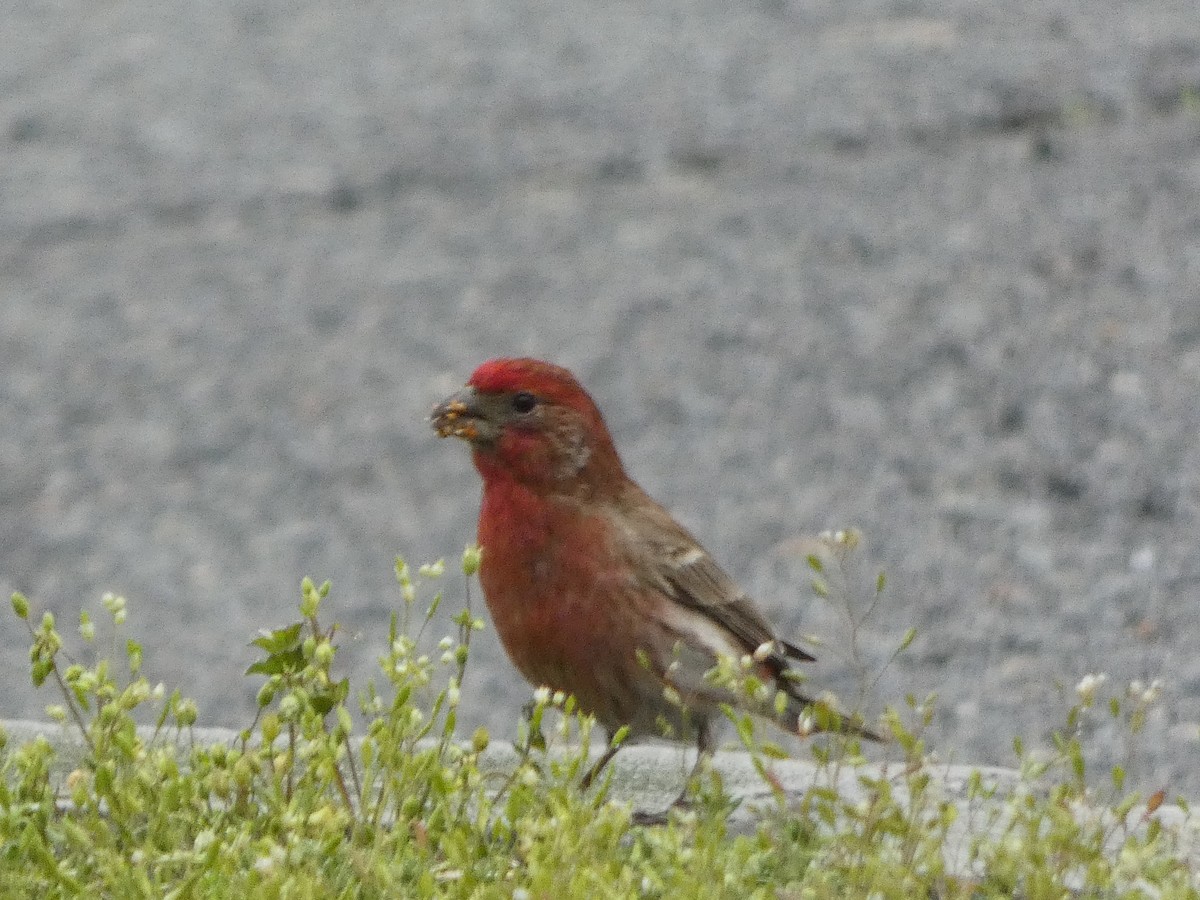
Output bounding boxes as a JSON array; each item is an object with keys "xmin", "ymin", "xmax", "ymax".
[{"xmin": 511, "ymin": 391, "xmax": 538, "ymax": 413}]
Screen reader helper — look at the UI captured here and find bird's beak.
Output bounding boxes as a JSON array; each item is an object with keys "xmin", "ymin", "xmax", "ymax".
[{"xmin": 431, "ymin": 386, "xmax": 483, "ymax": 442}]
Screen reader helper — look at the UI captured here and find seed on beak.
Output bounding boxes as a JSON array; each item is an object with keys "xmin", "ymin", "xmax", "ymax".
[{"xmin": 432, "ymin": 399, "xmax": 478, "ymax": 440}]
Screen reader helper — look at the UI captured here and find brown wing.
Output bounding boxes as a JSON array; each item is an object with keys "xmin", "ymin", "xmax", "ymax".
[
  {"xmin": 614, "ymin": 484, "xmax": 815, "ymax": 672},
  {"xmin": 606, "ymin": 483, "xmax": 883, "ymax": 742}
]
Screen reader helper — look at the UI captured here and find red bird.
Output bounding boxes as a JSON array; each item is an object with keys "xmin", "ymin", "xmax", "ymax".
[{"xmin": 432, "ymin": 358, "xmax": 878, "ymax": 811}]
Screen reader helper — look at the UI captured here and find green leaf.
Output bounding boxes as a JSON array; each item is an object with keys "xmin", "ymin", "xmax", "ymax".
[
  {"xmin": 251, "ymin": 623, "xmax": 304, "ymax": 654},
  {"xmin": 245, "ymin": 647, "xmax": 305, "ymax": 677}
]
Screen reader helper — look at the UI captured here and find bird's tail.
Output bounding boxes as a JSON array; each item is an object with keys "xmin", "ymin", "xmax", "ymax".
[{"xmin": 779, "ymin": 683, "xmax": 884, "ymax": 743}]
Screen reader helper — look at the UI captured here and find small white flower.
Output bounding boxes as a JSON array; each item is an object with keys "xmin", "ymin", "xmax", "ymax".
[
  {"xmin": 1142, "ymin": 678, "xmax": 1164, "ymax": 704},
  {"xmin": 533, "ymin": 686, "xmax": 551, "ymax": 706},
  {"xmin": 418, "ymin": 560, "xmax": 445, "ymax": 578},
  {"xmin": 752, "ymin": 641, "xmax": 775, "ymax": 662},
  {"xmin": 1075, "ymin": 672, "xmax": 1107, "ymax": 704}
]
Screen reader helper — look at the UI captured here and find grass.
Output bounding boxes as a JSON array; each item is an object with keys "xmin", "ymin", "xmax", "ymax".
[{"xmin": 0, "ymin": 541, "xmax": 1195, "ymax": 898}]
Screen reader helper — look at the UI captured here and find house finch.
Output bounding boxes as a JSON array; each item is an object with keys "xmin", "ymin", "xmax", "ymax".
[{"xmin": 431, "ymin": 357, "xmax": 879, "ymax": 814}]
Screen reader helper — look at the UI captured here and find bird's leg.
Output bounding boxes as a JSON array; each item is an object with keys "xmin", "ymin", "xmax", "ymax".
[
  {"xmin": 679, "ymin": 717, "xmax": 714, "ymax": 803},
  {"xmin": 580, "ymin": 736, "xmax": 622, "ymax": 791},
  {"xmin": 632, "ymin": 718, "xmax": 713, "ymax": 826}
]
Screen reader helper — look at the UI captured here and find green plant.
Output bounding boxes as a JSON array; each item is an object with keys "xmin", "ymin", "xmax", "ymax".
[{"xmin": 0, "ymin": 540, "xmax": 1195, "ymax": 898}]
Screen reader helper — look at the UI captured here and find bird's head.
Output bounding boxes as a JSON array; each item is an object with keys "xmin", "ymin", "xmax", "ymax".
[{"xmin": 431, "ymin": 358, "xmax": 627, "ymax": 493}]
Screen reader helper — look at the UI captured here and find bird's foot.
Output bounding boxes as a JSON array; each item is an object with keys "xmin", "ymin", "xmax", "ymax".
[{"xmin": 631, "ymin": 796, "xmax": 694, "ymax": 827}]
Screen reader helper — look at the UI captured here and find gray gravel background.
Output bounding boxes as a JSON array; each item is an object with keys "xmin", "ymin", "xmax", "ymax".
[{"xmin": 3, "ymin": 1, "xmax": 1198, "ymax": 795}]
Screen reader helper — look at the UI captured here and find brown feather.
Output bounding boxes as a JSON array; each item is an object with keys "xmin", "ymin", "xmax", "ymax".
[{"xmin": 615, "ymin": 483, "xmax": 815, "ymax": 666}]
